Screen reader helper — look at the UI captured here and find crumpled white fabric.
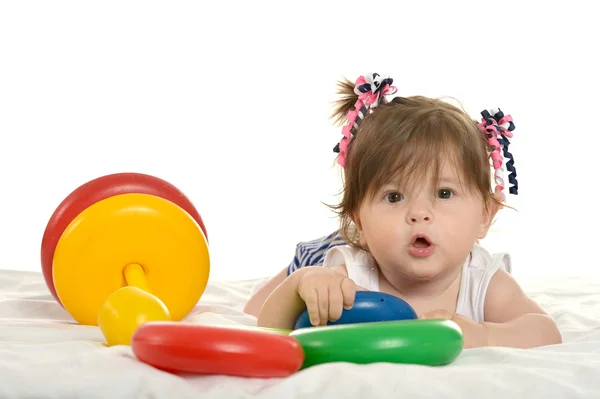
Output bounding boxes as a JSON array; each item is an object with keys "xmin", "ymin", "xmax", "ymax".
[{"xmin": 1, "ymin": 269, "xmax": 599, "ymax": 399}]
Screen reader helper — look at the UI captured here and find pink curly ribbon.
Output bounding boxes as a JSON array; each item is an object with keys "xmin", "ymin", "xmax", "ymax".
[
  {"xmin": 337, "ymin": 98, "xmax": 366, "ymax": 168},
  {"xmin": 336, "ymin": 73, "xmax": 397, "ymax": 168}
]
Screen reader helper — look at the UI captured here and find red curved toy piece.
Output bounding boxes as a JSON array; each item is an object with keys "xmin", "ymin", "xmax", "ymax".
[
  {"xmin": 131, "ymin": 322, "xmax": 304, "ymax": 378},
  {"xmin": 40, "ymin": 172, "xmax": 208, "ymax": 306}
]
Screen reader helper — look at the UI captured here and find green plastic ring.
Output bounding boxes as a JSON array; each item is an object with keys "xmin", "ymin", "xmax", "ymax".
[{"xmin": 290, "ymin": 319, "xmax": 464, "ymax": 368}]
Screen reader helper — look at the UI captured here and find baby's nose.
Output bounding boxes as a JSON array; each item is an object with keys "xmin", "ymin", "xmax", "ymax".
[{"xmin": 406, "ymin": 205, "xmax": 432, "ymax": 224}]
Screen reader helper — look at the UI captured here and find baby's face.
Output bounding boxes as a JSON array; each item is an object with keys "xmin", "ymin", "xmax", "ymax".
[{"xmin": 356, "ymin": 163, "xmax": 493, "ymax": 282}]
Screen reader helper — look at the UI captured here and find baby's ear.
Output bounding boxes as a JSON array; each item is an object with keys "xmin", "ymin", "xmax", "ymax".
[
  {"xmin": 350, "ymin": 211, "xmax": 362, "ymax": 230},
  {"xmin": 348, "ymin": 213, "xmax": 368, "ymax": 246},
  {"xmin": 358, "ymin": 229, "xmax": 368, "ymax": 247},
  {"xmin": 478, "ymin": 194, "xmax": 503, "ymax": 239}
]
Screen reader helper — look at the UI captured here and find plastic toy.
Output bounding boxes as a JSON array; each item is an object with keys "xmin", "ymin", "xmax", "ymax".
[
  {"xmin": 290, "ymin": 318, "xmax": 464, "ymax": 368},
  {"xmin": 132, "ymin": 322, "xmax": 304, "ymax": 378},
  {"xmin": 294, "ymin": 291, "xmax": 418, "ymax": 329},
  {"xmin": 41, "ymin": 173, "xmax": 210, "ymax": 346}
]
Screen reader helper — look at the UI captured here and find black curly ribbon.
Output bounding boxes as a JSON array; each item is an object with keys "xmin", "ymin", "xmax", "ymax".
[
  {"xmin": 498, "ymin": 135, "xmax": 518, "ymax": 195},
  {"xmin": 480, "ymin": 109, "xmax": 518, "ymax": 195}
]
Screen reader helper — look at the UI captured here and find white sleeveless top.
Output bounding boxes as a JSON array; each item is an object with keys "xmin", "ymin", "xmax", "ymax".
[{"xmin": 321, "ymin": 243, "xmax": 511, "ymax": 323}]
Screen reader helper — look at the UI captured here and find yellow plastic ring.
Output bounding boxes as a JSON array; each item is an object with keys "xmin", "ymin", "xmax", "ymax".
[{"xmin": 53, "ymin": 193, "xmax": 210, "ymax": 326}]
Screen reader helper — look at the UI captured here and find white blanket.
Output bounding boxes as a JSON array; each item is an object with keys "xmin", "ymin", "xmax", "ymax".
[{"xmin": 0, "ymin": 269, "xmax": 599, "ymax": 398}]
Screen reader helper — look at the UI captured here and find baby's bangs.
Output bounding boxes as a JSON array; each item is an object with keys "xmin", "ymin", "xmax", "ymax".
[{"xmin": 369, "ymin": 112, "xmax": 476, "ymax": 197}]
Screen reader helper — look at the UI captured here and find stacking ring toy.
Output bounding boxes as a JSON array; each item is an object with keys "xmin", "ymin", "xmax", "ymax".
[
  {"xmin": 290, "ymin": 319, "xmax": 464, "ymax": 368},
  {"xmin": 41, "ymin": 172, "xmax": 208, "ymax": 306},
  {"xmin": 294, "ymin": 291, "xmax": 418, "ymax": 329},
  {"xmin": 132, "ymin": 322, "xmax": 304, "ymax": 378},
  {"xmin": 41, "ymin": 173, "xmax": 210, "ymax": 347}
]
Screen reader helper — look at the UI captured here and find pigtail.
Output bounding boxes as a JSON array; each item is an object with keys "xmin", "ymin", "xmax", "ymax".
[
  {"xmin": 331, "ymin": 73, "xmax": 397, "ymax": 168},
  {"xmin": 330, "ymin": 78, "xmax": 360, "ymax": 127}
]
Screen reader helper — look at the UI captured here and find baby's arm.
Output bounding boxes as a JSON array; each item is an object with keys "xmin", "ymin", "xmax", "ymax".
[
  {"xmin": 244, "ymin": 266, "xmax": 290, "ymax": 317},
  {"xmin": 255, "ymin": 268, "xmax": 309, "ymax": 329},
  {"xmin": 482, "ymin": 269, "xmax": 562, "ymax": 348},
  {"xmin": 257, "ymin": 265, "xmax": 357, "ymax": 330}
]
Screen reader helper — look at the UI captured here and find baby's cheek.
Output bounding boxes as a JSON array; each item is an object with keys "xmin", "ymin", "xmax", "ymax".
[{"xmin": 442, "ymin": 218, "xmax": 476, "ymax": 248}]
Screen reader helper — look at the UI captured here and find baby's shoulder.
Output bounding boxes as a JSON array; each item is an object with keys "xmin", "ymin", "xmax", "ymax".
[
  {"xmin": 456, "ymin": 244, "xmax": 513, "ymax": 322},
  {"xmin": 466, "ymin": 243, "xmax": 512, "ymax": 275},
  {"xmin": 323, "ymin": 244, "xmax": 371, "ymax": 269}
]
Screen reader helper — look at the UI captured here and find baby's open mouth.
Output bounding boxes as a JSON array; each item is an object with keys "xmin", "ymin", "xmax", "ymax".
[
  {"xmin": 408, "ymin": 234, "xmax": 435, "ymax": 257},
  {"xmin": 412, "ymin": 236, "xmax": 431, "ymax": 248}
]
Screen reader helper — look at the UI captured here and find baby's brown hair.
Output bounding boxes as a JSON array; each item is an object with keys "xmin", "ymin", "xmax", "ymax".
[{"xmin": 329, "ymin": 75, "xmax": 514, "ymax": 249}]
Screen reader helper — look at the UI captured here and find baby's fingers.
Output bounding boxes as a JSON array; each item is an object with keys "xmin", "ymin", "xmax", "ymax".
[
  {"xmin": 316, "ymin": 284, "xmax": 330, "ymax": 326},
  {"xmin": 328, "ymin": 285, "xmax": 344, "ymax": 322},
  {"xmin": 340, "ymin": 278, "xmax": 358, "ymax": 310},
  {"xmin": 302, "ymin": 288, "xmax": 322, "ymax": 326}
]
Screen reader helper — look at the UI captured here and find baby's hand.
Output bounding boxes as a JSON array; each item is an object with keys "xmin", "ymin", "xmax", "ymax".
[{"xmin": 294, "ymin": 267, "xmax": 359, "ymax": 326}]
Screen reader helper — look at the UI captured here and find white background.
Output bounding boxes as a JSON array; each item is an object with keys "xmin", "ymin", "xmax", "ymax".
[{"xmin": 1, "ymin": 1, "xmax": 598, "ymax": 282}]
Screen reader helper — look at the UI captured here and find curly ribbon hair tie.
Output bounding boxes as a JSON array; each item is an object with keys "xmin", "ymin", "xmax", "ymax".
[
  {"xmin": 333, "ymin": 72, "xmax": 397, "ymax": 168},
  {"xmin": 477, "ymin": 108, "xmax": 518, "ymax": 201}
]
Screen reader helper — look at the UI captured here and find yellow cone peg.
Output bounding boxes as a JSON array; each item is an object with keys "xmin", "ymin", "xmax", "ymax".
[
  {"xmin": 98, "ymin": 263, "xmax": 171, "ymax": 346},
  {"xmin": 123, "ymin": 263, "xmax": 152, "ymax": 293},
  {"xmin": 98, "ymin": 284, "xmax": 171, "ymax": 346}
]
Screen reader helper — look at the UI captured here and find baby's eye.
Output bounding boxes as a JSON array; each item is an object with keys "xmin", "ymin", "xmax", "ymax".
[
  {"xmin": 438, "ymin": 189, "xmax": 454, "ymax": 199},
  {"xmin": 385, "ymin": 192, "xmax": 403, "ymax": 203}
]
